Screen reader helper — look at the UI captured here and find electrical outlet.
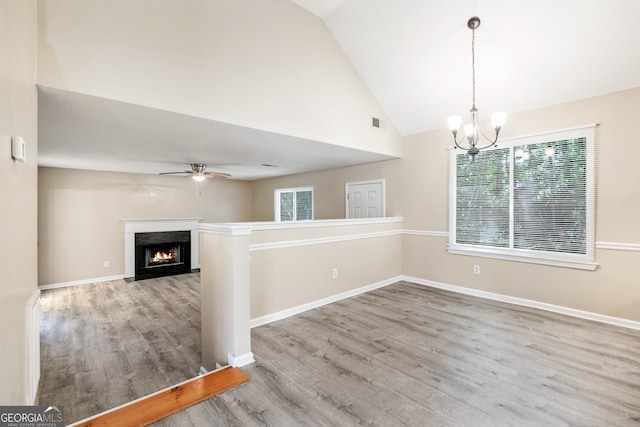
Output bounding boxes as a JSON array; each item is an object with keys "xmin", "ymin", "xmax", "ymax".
[
  {"xmin": 104, "ymin": 261, "xmax": 110, "ymax": 268},
  {"xmin": 332, "ymin": 267, "xmax": 338, "ymax": 279},
  {"xmin": 473, "ymin": 264, "xmax": 480, "ymax": 275}
]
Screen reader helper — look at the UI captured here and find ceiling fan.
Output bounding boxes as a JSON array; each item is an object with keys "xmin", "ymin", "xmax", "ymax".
[{"xmin": 159, "ymin": 163, "xmax": 231, "ymax": 181}]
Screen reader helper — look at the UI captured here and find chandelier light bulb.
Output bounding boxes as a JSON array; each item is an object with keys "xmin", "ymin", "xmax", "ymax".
[
  {"xmin": 491, "ymin": 112, "xmax": 508, "ymax": 130},
  {"xmin": 192, "ymin": 174, "xmax": 206, "ymax": 182},
  {"xmin": 448, "ymin": 116, "xmax": 462, "ymax": 132},
  {"xmin": 464, "ymin": 123, "xmax": 475, "ymax": 137}
]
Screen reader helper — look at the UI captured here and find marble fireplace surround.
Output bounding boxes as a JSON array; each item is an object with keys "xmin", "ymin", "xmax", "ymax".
[{"xmin": 123, "ymin": 218, "xmax": 201, "ymax": 279}]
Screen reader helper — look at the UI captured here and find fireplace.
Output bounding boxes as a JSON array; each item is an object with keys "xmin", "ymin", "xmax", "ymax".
[
  {"xmin": 134, "ymin": 231, "xmax": 191, "ymax": 280},
  {"xmin": 123, "ymin": 218, "xmax": 200, "ymax": 280}
]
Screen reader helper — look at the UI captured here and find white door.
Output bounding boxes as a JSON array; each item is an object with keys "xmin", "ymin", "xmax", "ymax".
[{"xmin": 346, "ymin": 180, "xmax": 384, "ymax": 218}]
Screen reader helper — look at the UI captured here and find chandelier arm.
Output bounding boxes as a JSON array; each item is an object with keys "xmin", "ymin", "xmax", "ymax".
[
  {"xmin": 452, "ymin": 134, "xmax": 471, "ymax": 151},
  {"xmin": 476, "ymin": 128, "xmax": 500, "ymax": 149},
  {"xmin": 475, "ymin": 139, "xmax": 499, "ymax": 151}
]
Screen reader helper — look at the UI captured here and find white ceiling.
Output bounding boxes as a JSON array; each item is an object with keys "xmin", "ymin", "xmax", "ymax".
[
  {"xmin": 38, "ymin": 0, "xmax": 640, "ymax": 179},
  {"xmin": 306, "ymin": 0, "xmax": 640, "ymax": 136}
]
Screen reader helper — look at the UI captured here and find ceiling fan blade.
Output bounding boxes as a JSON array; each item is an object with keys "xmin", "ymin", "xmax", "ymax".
[
  {"xmin": 204, "ymin": 171, "xmax": 231, "ymax": 178},
  {"xmin": 159, "ymin": 170, "xmax": 193, "ymax": 175}
]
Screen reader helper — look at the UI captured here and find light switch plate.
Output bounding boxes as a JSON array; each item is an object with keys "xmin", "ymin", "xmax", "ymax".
[{"xmin": 11, "ymin": 136, "xmax": 26, "ymax": 162}]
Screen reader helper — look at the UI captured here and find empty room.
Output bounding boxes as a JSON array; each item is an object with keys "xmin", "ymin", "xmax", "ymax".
[{"xmin": 2, "ymin": 0, "xmax": 640, "ymax": 425}]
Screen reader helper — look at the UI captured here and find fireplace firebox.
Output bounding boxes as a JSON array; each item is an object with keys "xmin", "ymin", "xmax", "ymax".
[{"xmin": 134, "ymin": 231, "xmax": 191, "ymax": 280}]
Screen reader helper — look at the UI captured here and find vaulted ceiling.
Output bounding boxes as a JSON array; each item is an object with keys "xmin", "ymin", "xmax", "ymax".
[
  {"xmin": 293, "ymin": 0, "xmax": 640, "ymax": 135},
  {"xmin": 38, "ymin": 0, "xmax": 640, "ymax": 179}
]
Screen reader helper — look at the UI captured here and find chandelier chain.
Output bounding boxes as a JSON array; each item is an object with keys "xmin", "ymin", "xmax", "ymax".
[{"xmin": 471, "ymin": 27, "xmax": 476, "ymax": 110}]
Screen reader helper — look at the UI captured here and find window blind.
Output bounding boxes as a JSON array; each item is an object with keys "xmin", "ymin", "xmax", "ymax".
[
  {"xmin": 275, "ymin": 187, "xmax": 314, "ymax": 221},
  {"xmin": 513, "ymin": 138, "xmax": 587, "ymax": 254},
  {"xmin": 295, "ymin": 190, "xmax": 313, "ymax": 221},
  {"xmin": 456, "ymin": 148, "xmax": 510, "ymax": 247},
  {"xmin": 449, "ymin": 124, "xmax": 595, "ymax": 269},
  {"xmin": 279, "ymin": 191, "xmax": 295, "ymax": 221}
]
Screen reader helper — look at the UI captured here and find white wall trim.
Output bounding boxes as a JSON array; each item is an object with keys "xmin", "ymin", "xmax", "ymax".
[
  {"xmin": 250, "ymin": 276, "xmax": 402, "ymax": 328},
  {"xmin": 403, "ymin": 229, "xmax": 448, "ymax": 237},
  {"xmin": 198, "ymin": 223, "xmax": 252, "ymax": 236},
  {"xmin": 228, "ymin": 352, "xmax": 255, "ymax": 367},
  {"xmin": 401, "ymin": 231, "xmax": 640, "ymax": 253},
  {"xmin": 122, "ymin": 218, "xmax": 202, "ymax": 232},
  {"xmin": 250, "ymin": 229, "xmax": 401, "ymax": 252},
  {"xmin": 198, "ymin": 218, "xmax": 402, "ymax": 237},
  {"xmin": 596, "ymin": 241, "xmax": 640, "ymax": 252},
  {"xmin": 402, "ymin": 275, "xmax": 640, "ymax": 332},
  {"xmin": 249, "ymin": 216, "xmax": 403, "ymax": 230},
  {"xmin": 39, "ymin": 274, "xmax": 125, "ymax": 290},
  {"xmin": 447, "ymin": 245, "xmax": 598, "ymax": 271},
  {"xmin": 26, "ymin": 289, "xmax": 40, "ymax": 405}
]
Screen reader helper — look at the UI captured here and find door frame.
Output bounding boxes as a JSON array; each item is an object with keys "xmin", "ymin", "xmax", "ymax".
[{"xmin": 345, "ymin": 179, "xmax": 386, "ymax": 219}]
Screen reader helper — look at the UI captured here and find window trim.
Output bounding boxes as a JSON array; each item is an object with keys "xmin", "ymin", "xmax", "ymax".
[
  {"xmin": 274, "ymin": 186, "xmax": 314, "ymax": 222},
  {"xmin": 448, "ymin": 125, "xmax": 597, "ymax": 271}
]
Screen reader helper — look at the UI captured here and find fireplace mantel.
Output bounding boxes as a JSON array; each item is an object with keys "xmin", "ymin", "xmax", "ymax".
[{"xmin": 123, "ymin": 218, "xmax": 201, "ymax": 279}]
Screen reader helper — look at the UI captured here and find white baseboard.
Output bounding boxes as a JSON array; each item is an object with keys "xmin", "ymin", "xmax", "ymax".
[
  {"xmin": 39, "ymin": 274, "xmax": 126, "ymax": 290},
  {"xmin": 26, "ymin": 289, "xmax": 40, "ymax": 405},
  {"xmin": 402, "ymin": 275, "xmax": 640, "ymax": 331},
  {"xmin": 228, "ymin": 352, "xmax": 255, "ymax": 367},
  {"xmin": 250, "ymin": 276, "xmax": 402, "ymax": 328}
]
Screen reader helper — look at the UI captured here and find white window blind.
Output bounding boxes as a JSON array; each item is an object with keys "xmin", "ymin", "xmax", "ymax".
[
  {"xmin": 513, "ymin": 138, "xmax": 587, "ymax": 254},
  {"xmin": 456, "ymin": 147, "xmax": 510, "ymax": 247},
  {"xmin": 449, "ymin": 125, "xmax": 596, "ymax": 270},
  {"xmin": 275, "ymin": 187, "xmax": 313, "ymax": 222}
]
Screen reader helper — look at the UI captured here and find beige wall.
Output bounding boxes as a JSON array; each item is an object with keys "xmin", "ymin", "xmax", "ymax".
[
  {"xmin": 250, "ymin": 88, "xmax": 640, "ymax": 322},
  {"xmin": 38, "ymin": 168, "xmax": 252, "ymax": 285},
  {"xmin": 248, "ymin": 220, "xmax": 403, "ymax": 319},
  {"xmin": 400, "ymin": 87, "xmax": 640, "ymax": 321},
  {"xmin": 0, "ymin": 0, "xmax": 38, "ymax": 404},
  {"xmin": 251, "ymin": 160, "xmax": 405, "ymax": 221},
  {"xmin": 37, "ymin": 0, "xmax": 401, "ymax": 157}
]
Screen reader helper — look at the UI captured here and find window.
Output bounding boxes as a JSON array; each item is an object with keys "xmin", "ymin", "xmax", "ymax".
[
  {"xmin": 275, "ymin": 186, "xmax": 313, "ymax": 222},
  {"xmin": 449, "ymin": 125, "xmax": 596, "ymax": 270}
]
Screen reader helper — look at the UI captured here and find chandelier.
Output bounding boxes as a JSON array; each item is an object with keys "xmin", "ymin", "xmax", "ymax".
[{"xmin": 447, "ymin": 16, "xmax": 507, "ymax": 158}]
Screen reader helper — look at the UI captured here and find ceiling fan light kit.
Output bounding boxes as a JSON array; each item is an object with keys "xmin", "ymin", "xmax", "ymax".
[{"xmin": 447, "ymin": 16, "xmax": 507, "ymax": 159}]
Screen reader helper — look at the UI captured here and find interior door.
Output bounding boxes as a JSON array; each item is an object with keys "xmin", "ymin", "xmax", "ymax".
[{"xmin": 346, "ymin": 180, "xmax": 384, "ymax": 218}]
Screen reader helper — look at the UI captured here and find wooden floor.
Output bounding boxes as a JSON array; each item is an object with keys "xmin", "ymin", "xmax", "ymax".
[
  {"xmin": 40, "ymin": 275, "xmax": 640, "ymax": 426},
  {"xmin": 39, "ymin": 273, "xmax": 202, "ymax": 424}
]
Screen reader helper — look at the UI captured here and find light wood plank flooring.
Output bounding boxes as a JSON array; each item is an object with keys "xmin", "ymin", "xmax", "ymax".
[
  {"xmin": 40, "ymin": 275, "xmax": 640, "ymax": 426},
  {"xmin": 158, "ymin": 281, "xmax": 640, "ymax": 426},
  {"xmin": 39, "ymin": 273, "xmax": 202, "ymax": 424}
]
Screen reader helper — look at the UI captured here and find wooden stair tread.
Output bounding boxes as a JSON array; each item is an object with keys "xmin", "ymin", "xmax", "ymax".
[{"xmin": 72, "ymin": 367, "xmax": 250, "ymax": 427}]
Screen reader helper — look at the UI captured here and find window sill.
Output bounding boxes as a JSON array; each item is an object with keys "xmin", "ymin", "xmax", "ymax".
[{"xmin": 447, "ymin": 244, "xmax": 598, "ymax": 271}]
